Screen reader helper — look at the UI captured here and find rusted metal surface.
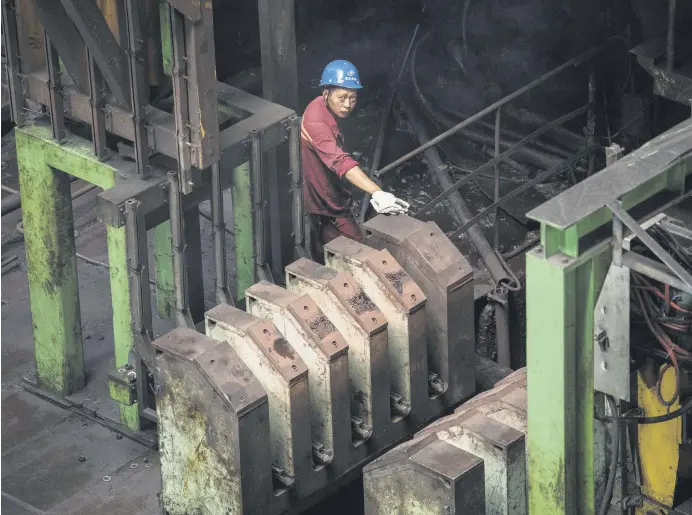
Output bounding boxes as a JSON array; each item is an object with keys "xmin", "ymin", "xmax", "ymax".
[
  {"xmin": 324, "ymin": 236, "xmax": 429, "ymax": 426},
  {"xmin": 59, "ymin": 0, "xmax": 131, "ymax": 105},
  {"xmin": 153, "ymin": 327, "xmax": 271, "ymax": 515},
  {"xmin": 363, "ymin": 215, "xmax": 475, "ymax": 407}
]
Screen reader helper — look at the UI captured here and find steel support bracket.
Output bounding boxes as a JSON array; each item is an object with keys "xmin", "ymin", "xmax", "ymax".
[
  {"xmin": 166, "ymin": 0, "xmax": 201, "ymax": 21},
  {"xmin": 108, "ymin": 366, "xmax": 138, "ymax": 406}
]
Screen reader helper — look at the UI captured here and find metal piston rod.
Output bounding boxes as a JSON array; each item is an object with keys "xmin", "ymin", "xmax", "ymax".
[
  {"xmin": 210, "ymin": 162, "xmax": 234, "ymax": 306},
  {"xmin": 168, "ymin": 172, "xmax": 195, "ymax": 328}
]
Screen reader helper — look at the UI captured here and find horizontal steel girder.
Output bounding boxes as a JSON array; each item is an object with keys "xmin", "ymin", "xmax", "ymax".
[{"xmin": 24, "ymin": 73, "xmax": 294, "ymax": 167}]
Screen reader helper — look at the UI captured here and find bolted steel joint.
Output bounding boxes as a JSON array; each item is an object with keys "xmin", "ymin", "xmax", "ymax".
[
  {"xmin": 390, "ymin": 393, "xmax": 412, "ymax": 417},
  {"xmin": 311, "ymin": 442, "xmax": 334, "ymax": 466},
  {"xmin": 351, "ymin": 416, "xmax": 373, "ymax": 442},
  {"xmin": 271, "ymin": 465, "xmax": 295, "ymax": 489}
]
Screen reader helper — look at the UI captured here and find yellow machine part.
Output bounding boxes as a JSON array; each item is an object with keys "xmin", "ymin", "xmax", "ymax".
[{"xmin": 636, "ymin": 364, "xmax": 682, "ymax": 513}]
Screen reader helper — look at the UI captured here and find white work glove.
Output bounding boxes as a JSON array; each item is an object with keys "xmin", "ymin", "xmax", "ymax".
[{"xmin": 370, "ymin": 191, "xmax": 410, "ymax": 215}]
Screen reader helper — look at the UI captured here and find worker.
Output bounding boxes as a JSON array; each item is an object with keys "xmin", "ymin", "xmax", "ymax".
[{"xmin": 301, "ymin": 59, "xmax": 409, "ymax": 259}]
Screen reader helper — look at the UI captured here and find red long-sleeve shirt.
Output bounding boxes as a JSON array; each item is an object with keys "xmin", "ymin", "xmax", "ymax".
[{"xmin": 300, "ymin": 96, "xmax": 360, "ymax": 217}]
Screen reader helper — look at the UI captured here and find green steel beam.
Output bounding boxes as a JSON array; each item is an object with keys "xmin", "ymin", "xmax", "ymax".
[
  {"xmin": 153, "ymin": 220, "xmax": 175, "ymax": 320},
  {"xmin": 526, "ymin": 243, "xmax": 610, "ymax": 514},
  {"xmin": 232, "ymin": 162, "xmax": 254, "ymax": 301},
  {"xmin": 16, "ymin": 120, "xmax": 141, "ymax": 430}
]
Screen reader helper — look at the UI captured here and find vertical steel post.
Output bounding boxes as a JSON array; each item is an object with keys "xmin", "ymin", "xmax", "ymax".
[
  {"xmin": 87, "ymin": 53, "xmax": 108, "ymax": 160},
  {"xmin": 288, "ymin": 116, "xmax": 306, "ymax": 259},
  {"xmin": 123, "ymin": 0, "xmax": 150, "ymax": 178},
  {"xmin": 494, "ymin": 108, "xmax": 501, "ymax": 249},
  {"xmin": 153, "ymin": 221, "xmax": 175, "ymax": 320},
  {"xmin": 124, "ymin": 198, "xmax": 156, "ymax": 418},
  {"xmin": 667, "ymin": 0, "xmax": 677, "ymax": 73},
  {"xmin": 44, "ymin": 34, "xmax": 65, "ymax": 142},
  {"xmin": 527, "ymin": 235, "xmax": 610, "ymax": 514},
  {"xmin": 168, "ymin": 172, "xmax": 195, "ymax": 328},
  {"xmin": 2, "ymin": 0, "xmax": 25, "ymax": 124},
  {"xmin": 16, "ymin": 130, "xmax": 84, "ymax": 395},
  {"xmin": 587, "ymin": 66, "xmax": 597, "ymax": 177},
  {"xmin": 169, "ymin": 7, "xmax": 192, "ymax": 178},
  {"xmin": 250, "ymin": 129, "xmax": 272, "ymax": 282},
  {"xmin": 211, "ymin": 162, "xmax": 234, "ymax": 305}
]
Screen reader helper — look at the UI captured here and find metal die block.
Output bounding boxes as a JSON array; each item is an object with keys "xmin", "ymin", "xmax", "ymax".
[
  {"xmin": 108, "ymin": 366, "xmax": 137, "ymax": 406},
  {"xmin": 437, "ymin": 414, "xmax": 526, "ymax": 515},
  {"xmin": 153, "ymin": 327, "xmax": 271, "ymax": 515},
  {"xmin": 324, "ymin": 237, "xmax": 429, "ymax": 425},
  {"xmin": 477, "ymin": 388, "xmax": 528, "ymax": 435},
  {"xmin": 363, "ymin": 436, "xmax": 485, "ymax": 515},
  {"xmin": 204, "ymin": 304, "xmax": 313, "ymax": 497},
  {"xmin": 593, "ymin": 263, "xmax": 631, "ymax": 401},
  {"xmin": 246, "ymin": 281, "xmax": 351, "ymax": 476},
  {"xmin": 285, "ymin": 258, "xmax": 390, "ymax": 448},
  {"xmin": 363, "ymin": 215, "xmax": 475, "ymax": 406}
]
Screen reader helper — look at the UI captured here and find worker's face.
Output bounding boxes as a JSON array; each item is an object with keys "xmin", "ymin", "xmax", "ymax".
[{"xmin": 324, "ymin": 87, "xmax": 358, "ymax": 119}]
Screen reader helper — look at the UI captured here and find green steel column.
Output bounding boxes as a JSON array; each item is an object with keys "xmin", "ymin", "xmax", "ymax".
[
  {"xmin": 16, "ymin": 121, "xmax": 141, "ymax": 429},
  {"xmin": 153, "ymin": 221, "xmax": 175, "ymax": 320},
  {"xmin": 526, "ymin": 235, "xmax": 609, "ymax": 515},
  {"xmin": 16, "ymin": 130, "xmax": 85, "ymax": 396},
  {"xmin": 232, "ymin": 162, "xmax": 254, "ymax": 301}
]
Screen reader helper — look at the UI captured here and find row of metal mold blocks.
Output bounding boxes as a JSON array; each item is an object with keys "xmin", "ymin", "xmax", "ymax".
[{"xmin": 152, "ymin": 214, "xmax": 484, "ymax": 514}]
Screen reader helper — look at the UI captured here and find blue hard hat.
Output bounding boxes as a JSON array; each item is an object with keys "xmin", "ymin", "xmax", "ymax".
[{"xmin": 319, "ymin": 60, "xmax": 363, "ymax": 89}]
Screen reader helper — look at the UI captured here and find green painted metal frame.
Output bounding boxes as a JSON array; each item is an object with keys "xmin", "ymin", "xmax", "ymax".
[
  {"xmin": 525, "ymin": 118, "xmax": 691, "ymax": 513},
  {"xmin": 16, "ymin": 120, "xmax": 142, "ymax": 430}
]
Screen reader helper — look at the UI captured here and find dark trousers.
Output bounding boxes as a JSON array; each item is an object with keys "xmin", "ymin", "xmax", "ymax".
[{"xmin": 310, "ymin": 214, "xmax": 363, "ymax": 263}]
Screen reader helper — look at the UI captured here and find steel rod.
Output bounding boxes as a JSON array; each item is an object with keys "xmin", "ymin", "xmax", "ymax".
[
  {"xmin": 288, "ymin": 116, "xmax": 306, "ymax": 258},
  {"xmin": 210, "ymin": 162, "xmax": 234, "ymax": 306},
  {"xmin": 377, "ymin": 42, "xmax": 605, "ymax": 177},
  {"xmin": 44, "ymin": 34, "xmax": 65, "ymax": 142},
  {"xmin": 415, "ymin": 104, "xmax": 589, "ymax": 217},
  {"xmin": 587, "ymin": 66, "xmax": 597, "ymax": 177},
  {"xmin": 87, "ymin": 51, "xmax": 107, "ymax": 160},
  {"xmin": 667, "ymin": 0, "xmax": 677, "ymax": 72},
  {"xmin": 494, "ymin": 109, "xmax": 501, "ymax": 249},
  {"xmin": 398, "ymin": 94, "xmax": 511, "ymax": 287},
  {"xmin": 359, "ymin": 20, "xmax": 422, "ymax": 223},
  {"xmin": 2, "ymin": 0, "xmax": 24, "ymax": 124},
  {"xmin": 168, "ymin": 171, "xmax": 194, "ymax": 327},
  {"xmin": 123, "ymin": 0, "xmax": 150, "ymax": 178},
  {"xmin": 612, "ymin": 215, "xmax": 623, "ymax": 267},
  {"xmin": 622, "ymin": 252, "xmax": 692, "ymax": 296},
  {"xmin": 1, "ymin": 185, "xmax": 19, "ymax": 195},
  {"xmin": 250, "ymin": 129, "xmax": 270, "ymax": 282},
  {"xmin": 505, "ymin": 107, "xmax": 584, "ymax": 150},
  {"xmin": 448, "ymin": 146, "xmax": 590, "ymax": 240},
  {"xmin": 608, "ymin": 201, "xmax": 692, "ymax": 292}
]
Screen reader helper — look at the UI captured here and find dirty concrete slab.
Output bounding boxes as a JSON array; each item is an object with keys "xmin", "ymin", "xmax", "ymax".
[
  {"xmin": 49, "ymin": 453, "xmax": 162, "ymax": 515},
  {"xmin": 1, "ymin": 386, "xmax": 70, "ymax": 452},
  {"xmin": 1, "ymin": 492, "xmax": 45, "ymax": 515},
  {"xmin": 2, "ymin": 415, "xmax": 150, "ymax": 511}
]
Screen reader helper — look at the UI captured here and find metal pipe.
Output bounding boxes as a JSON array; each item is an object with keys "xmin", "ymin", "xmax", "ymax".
[
  {"xmin": 360, "ymin": 20, "xmax": 422, "ymax": 223},
  {"xmin": 493, "ymin": 109, "xmax": 501, "ymax": 248},
  {"xmin": 2, "ymin": 176, "xmax": 80, "ymax": 216},
  {"xmin": 288, "ymin": 116, "xmax": 306, "ymax": 258},
  {"xmin": 378, "ymin": 42, "xmax": 605, "ymax": 177},
  {"xmin": 399, "ymin": 95, "xmax": 509, "ymax": 283},
  {"xmin": 210, "ymin": 162, "xmax": 234, "ymax": 306},
  {"xmin": 250, "ymin": 129, "xmax": 271, "ymax": 282},
  {"xmin": 505, "ymin": 107, "xmax": 584, "ymax": 150},
  {"xmin": 1, "ymin": 185, "xmax": 19, "ymax": 195},
  {"xmin": 494, "ymin": 289, "xmax": 511, "ymax": 368},
  {"xmin": 667, "ymin": 0, "xmax": 677, "ymax": 72},
  {"xmin": 448, "ymin": 146, "xmax": 589, "ymax": 240},
  {"xmin": 2, "ymin": 0, "xmax": 25, "ymax": 124},
  {"xmin": 415, "ymin": 104, "xmax": 589, "ymax": 217},
  {"xmin": 168, "ymin": 171, "xmax": 194, "ymax": 327}
]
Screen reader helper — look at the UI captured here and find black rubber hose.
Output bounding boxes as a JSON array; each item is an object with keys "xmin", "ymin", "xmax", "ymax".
[{"xmin": 599, "ymin": 395, "xmax": 619, "ymax": 515}]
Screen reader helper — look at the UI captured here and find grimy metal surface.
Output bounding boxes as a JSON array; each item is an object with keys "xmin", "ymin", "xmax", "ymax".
[
  {"xmin": 2, "ymin": 0, "xmax": 24, "ymax": 123},
  {"xmin": 154, "ymin": 226, "xmax": 488, "ymax": 514}
]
